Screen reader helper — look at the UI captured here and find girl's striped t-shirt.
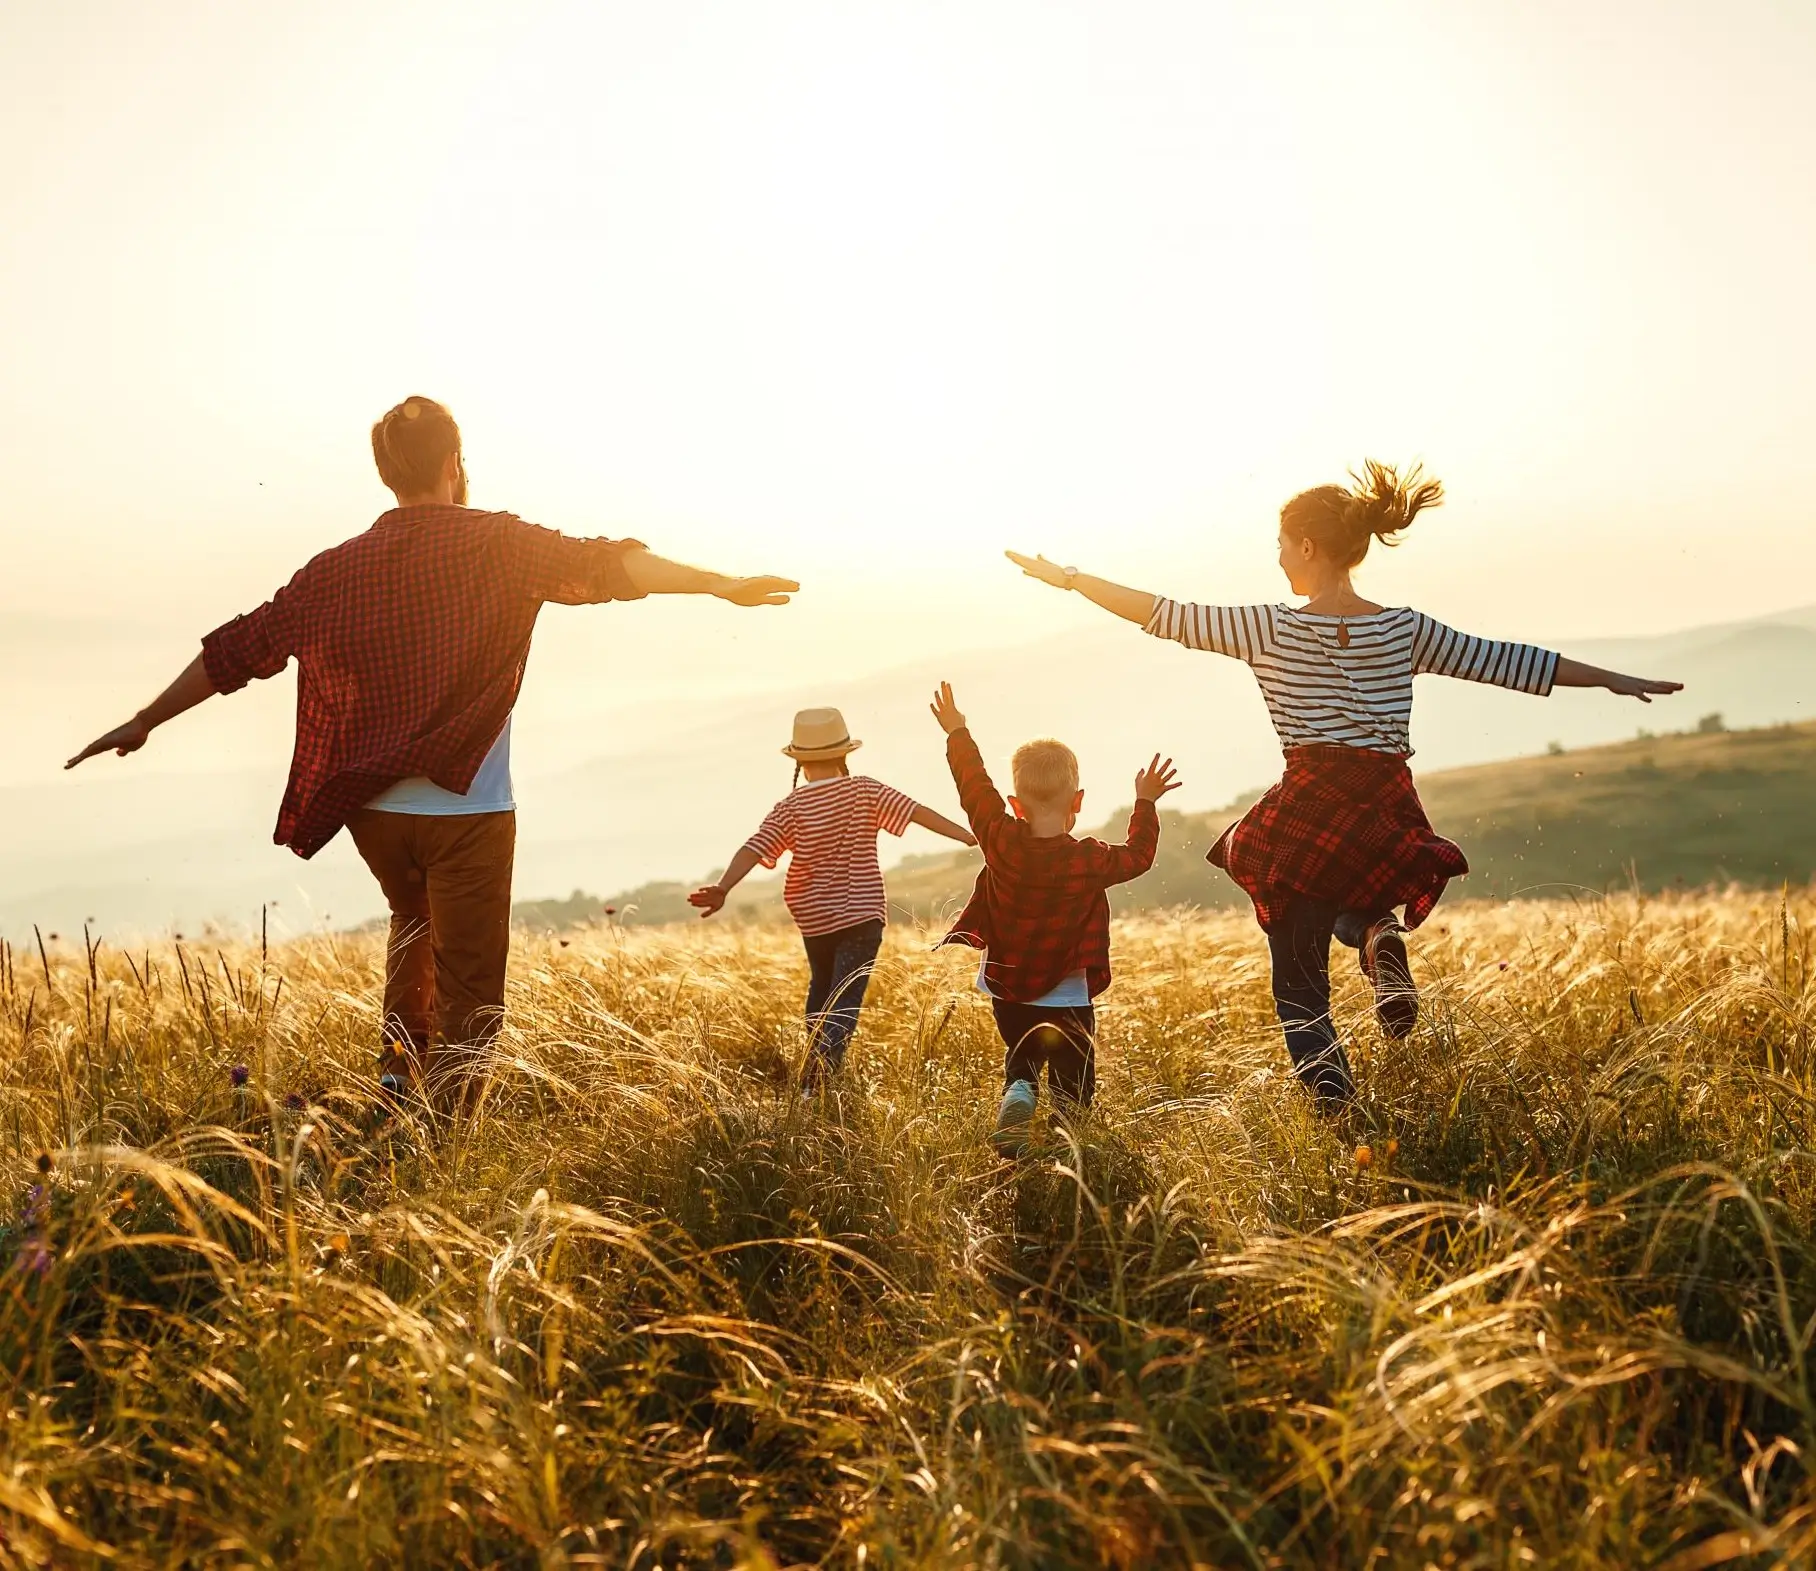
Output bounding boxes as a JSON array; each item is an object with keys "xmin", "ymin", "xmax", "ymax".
[
  {"xmin": 743, "ymin": 775, "xmax": 918, "ymax": 937},
  {"xmin": 1144, "ymin": 600, "xmax": 1559, "ymax": 755}
]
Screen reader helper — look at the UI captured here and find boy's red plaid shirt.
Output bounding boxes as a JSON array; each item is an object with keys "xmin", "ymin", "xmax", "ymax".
[
  {"xmin": 938, "ymin": 728, "xmax": 1159, "ymax": 1003},
  {"xmin": 1210, "ymin": 743, "xmax": 1468, "ymax": 931},
  {"xmin": 201, "ymin": 504, "xmax": 646, "ymax": 858}
]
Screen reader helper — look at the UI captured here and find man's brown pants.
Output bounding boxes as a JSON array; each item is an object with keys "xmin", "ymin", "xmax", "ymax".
[{"xmin": 347, "ymin": 809, "xmax": 516, "ymax": 1109}]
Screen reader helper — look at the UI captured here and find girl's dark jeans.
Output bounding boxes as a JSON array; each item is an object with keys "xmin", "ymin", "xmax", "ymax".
[
  {"xmin": 1266, "ymin": 898, "xmax": 1376, "ymax": 1106},
  {"xmin": 991, "ymin": 1001, "xmax": 1097, "ymax": 1107},
  {"xmin": 801, "ymin": 919, "xmax": 885, "ymax": 1085}
]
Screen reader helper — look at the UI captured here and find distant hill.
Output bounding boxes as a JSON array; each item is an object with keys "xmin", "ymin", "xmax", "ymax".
[
  {"xmin": 534, "ymin": 719, "xmax": 1816, "ymax": 930},
  {"xmin": 15, "ymin": 599, "xmax": 1816, "ymax": 941}
]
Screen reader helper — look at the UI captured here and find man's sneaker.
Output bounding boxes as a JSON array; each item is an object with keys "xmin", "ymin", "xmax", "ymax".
[
  {"xmin": 991, "ymin": 1079, "xmax": 1039, "ymax": 1159},
  {"xmin": 1361, "ymin": 918, "xmax": 1419, "ymax": 1039}
]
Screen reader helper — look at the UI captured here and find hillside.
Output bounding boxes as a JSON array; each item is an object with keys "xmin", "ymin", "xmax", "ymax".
[
  {"xmin": 532, "ymin": 719, "xmax": 1816, "ymax": 929},
  {"xmin": 17, "ymin": 600, "xmax": 1816, "ymax": 942}
]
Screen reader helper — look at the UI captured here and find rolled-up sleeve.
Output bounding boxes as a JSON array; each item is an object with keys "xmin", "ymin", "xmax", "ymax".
[
  {"xmin": 200, "ymin": 581, "xmax": 301, "ymax": 694},
  {"xmin": 506, "ymin": 518, "xmax": 650, "ymax": 606}
]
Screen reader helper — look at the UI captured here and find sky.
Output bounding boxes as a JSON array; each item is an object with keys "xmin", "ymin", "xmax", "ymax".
[{"xmin": 4, "ymin": 0, "xmax": 1815, "ymax": 791}]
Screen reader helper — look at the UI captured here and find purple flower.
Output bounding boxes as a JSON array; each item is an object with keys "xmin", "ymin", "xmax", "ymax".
[
  {"xmin": 230, "ymin": 1064, "xmax": 250, "ymax": 1088},
  {"xmin": 284, "ymin": 1092, "xmax": 306, "ymax": 1112},
  {"xmin": 16, "ymin": 1239, "xmax": 51, "ymax": 1277}
]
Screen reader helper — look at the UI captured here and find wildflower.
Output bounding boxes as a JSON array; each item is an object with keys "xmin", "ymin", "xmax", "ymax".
[
  {"xmin": 604, "ymin": 906, "xmax": 617, "ymax": 916},
  {"xmin": 284, "ymin": 1092, "xmax": 306, "ymax": 1112},
  {"xmin": 230, "ymin": 1064, "xmax": 251, "ymax": 1087},
  {"xmin": 1385, "ymin": 1139, "xmax": 1400, "ymax": 1158},
  {"xmin": 35, "ymin": 1152, "xmax": 52, "ymax": 1175},
  {"xmin": 1355, "ymin": 1145, "xmax": 1373, "ymax": 1168},
  {"xmin": 17, "ymin": 1238, "xmax": 51, "ymax": 1277}
]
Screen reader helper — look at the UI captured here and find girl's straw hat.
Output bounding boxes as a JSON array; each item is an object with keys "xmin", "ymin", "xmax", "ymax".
[{"xmin": 782, "ymin": 707, "xmax": 862, "ymax": 761}]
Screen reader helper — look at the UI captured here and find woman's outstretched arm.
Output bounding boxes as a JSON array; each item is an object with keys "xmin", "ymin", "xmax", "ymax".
[
  {"xmin": 1552, "ymin": 657, "xmax": 1683, "ymax": 703},
  {"xmin": 1005, "ymin": 552, "xmax": 1157, "ymax": 625}
]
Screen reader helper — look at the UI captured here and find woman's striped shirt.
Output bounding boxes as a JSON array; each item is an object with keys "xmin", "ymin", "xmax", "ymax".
[
  {"xmin": 1143, "ymin": 599, "xmax": 1558, "ymax": 755},
  {"xmin": 743, "ymin": 774, "xmax": 918, "ymax": 937}
]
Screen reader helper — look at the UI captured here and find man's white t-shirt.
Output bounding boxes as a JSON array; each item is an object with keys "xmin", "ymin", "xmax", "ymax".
[{"xmin": 365, "ymin": 717, "xmax": 515, "ymax": 815}]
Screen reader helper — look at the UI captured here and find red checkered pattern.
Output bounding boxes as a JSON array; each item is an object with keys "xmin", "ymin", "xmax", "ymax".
[
  {"xmin": 201, "ymin": 505, "xmax": 646, "ymax": 858},
  {"xmin": 1210, "ymin": 744, "xmax": 1468, "ymax": 932},
  {"xmin": 937, "ymin": 727, "xmax": 1159, "ymax": 1002}
]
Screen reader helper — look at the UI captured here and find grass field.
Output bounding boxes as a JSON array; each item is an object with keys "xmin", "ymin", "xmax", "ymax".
[{"xmin": 5, "ymin": 893, "xmax": 1816, "ymax": 1567}]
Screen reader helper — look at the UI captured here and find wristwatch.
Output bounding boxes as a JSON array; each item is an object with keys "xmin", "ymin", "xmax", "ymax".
[{"xmin": 1061, "ymin": 564, "xmax": 1080, "ymax": 590}]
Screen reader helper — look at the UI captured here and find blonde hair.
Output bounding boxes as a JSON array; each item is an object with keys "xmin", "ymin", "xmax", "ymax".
[
  {"xmin": 1280, "ymin": 459, "xmax": 1444, "ymax": 570},
  {"xmin": 371, "ymin": 396, "xmax": 462, "ymax": 498},
  {"xmin": 1011, "ymin": 739, "xmax": 1079, "ymax": 807}
]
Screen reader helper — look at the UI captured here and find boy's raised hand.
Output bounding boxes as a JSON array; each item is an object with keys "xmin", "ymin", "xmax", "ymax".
[
  {"xmin": 1134, "ymin": 754, "xmax": 1181, "ymax": 804},
  {"xmin": 929, "ymin": 681, "xmax": 967, "ymax": 736},
  {"xmin": 687, "ymin": 883, "xmax": 727, "ymax": 918}
]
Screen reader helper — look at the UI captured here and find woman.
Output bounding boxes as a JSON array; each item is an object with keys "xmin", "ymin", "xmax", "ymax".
[{"xmin": 1007, "ymin": 461, "xmax": 1680, "ymax": 1105}]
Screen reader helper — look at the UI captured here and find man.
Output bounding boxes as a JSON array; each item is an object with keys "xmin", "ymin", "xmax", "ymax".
[{"xmin": 68, "ymin": 396, "xmax": 797, "ymax": 1111}]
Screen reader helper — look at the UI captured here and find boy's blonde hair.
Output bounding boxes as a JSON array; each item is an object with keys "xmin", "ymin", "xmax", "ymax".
[{"xmin": 1011, "ymin": 739, "xmax": 1080, "ymax": 807}]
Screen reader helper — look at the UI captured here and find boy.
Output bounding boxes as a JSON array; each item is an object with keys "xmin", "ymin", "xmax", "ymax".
[{"xmin": 928, "ymin": 681, "xmax": 1180, "ymax": 1156}]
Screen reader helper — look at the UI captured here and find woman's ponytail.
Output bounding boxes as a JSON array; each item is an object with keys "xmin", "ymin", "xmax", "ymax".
[{"xmin": 1281, "ymin": 459, "xmax": 1443, "ymax": 569}]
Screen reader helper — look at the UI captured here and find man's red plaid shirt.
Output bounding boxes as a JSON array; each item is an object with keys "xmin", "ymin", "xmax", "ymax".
[
  {"xmin": 200, "ymin": 505, "xmax": 646, "ymax": 858},
  {"xmin": 1209, "ymin": 743, "xmax": 1469, "ymax": 932},
  {"xmin": 937, "ymin": 727, "xmax": 1159, "ymax": 1002}
]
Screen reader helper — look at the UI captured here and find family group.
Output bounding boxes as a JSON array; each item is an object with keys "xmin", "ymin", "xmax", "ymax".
[{"xmin": 70, "ymin": 399, "xmax": 1680, "ymax": 1156}]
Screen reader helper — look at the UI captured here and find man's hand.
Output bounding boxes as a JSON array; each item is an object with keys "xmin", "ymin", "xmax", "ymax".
[
  {"xmin": 687, "ymin": 884, "xmax": 728, "ymax": 919},
  {"xmin": 929, "ymin": 681, "xmax": 967, "ymax": 736},
  {"xmin": 715, "ymin": 576, "xmax": 800, "ymax": 608},
  {"xmin": 1134, "ymin": 754, "xmax": 1181, "ymax": 804},
  {"xmin": 1005, "ymin": 551, "xmax": 1074, "ymax": 590},
  {"xmin": 67, "ymin": 715, "xmax": 151, "ymax": 769}
]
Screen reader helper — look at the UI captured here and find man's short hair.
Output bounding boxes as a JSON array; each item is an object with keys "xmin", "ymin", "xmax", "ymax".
[
  {"xmin": 1011, "ymin": 739, "xmax": 1080, "ymax": 807},
  {"xmin": 371, "ymin": 396, "xmax": 461, "ymax": 496}
]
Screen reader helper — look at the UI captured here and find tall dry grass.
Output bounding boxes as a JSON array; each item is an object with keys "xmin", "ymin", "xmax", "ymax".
[{"xmin": 2, "ymin": 892, "xmax": 1815, "ymax": 1568}]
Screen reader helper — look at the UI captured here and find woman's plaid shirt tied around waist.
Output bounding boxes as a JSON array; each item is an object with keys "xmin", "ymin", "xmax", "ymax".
[{"xmin": 1210, "ymin": 744, "xmax": 1467, "ymax": 932}]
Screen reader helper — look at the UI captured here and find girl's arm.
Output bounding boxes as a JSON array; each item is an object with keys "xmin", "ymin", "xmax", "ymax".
[
  {"xmin": 1005, "ymin": 552, "xmax": 1157, "ymax": 625},
  {"xmin": 688, "ymin": 845, "xmax": 765, "ymax": 918},
  {"xmin": 909, "ymin": 803, "xmax": 978, "ymax": 848},
  {"xmin": 1552, "ymin": 656, "xmax": 1683, "ymax": 703}
]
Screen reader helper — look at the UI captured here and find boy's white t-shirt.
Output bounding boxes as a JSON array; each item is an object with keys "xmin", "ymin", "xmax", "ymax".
[
  {"xmin": 976, "ymin": 964, "xmax": 1092, "ymax": 1008},
  {"xmin": 365, "ymin": 717, "xmax": 515, "ymax": 815}
]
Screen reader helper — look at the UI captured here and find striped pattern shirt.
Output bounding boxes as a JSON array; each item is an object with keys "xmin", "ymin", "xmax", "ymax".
[
  {"xmin": 1144, "ymin": 600, "xmax": 1559, "ymax": 755},
  {"xmin": 743, "ymin": 775, "xmax": 918, "ymax": 937}
]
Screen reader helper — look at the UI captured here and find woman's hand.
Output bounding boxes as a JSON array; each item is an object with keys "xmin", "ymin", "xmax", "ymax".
[
  {"xmin": 1604, "ymin": 672, "xmax": 1684, "ymax": 703},
  {"xmin": 929, "ymin": 682, "xmax": 968, "ymax": 735},
  {"xmin": 687, "ymin": 884, "xmax": 727, "ymax": 918},
  {"xmin": 1554, "ymin": 657, "xmax": 1683, "ymax": 703},
  {"xmin": 67, "ymin": 714, "xmax": 151, "ymax": 769},
  {"xmin": 1005, "ymin": 551, "xmax": 1074, "ymax": 590},
  {"xmin": 1134, "ymin": 754, "xmax": 1182, "ymax": 804},
  {"xmin": 714, "ymin": 575, "xmax": 800, "ymax": 608}
]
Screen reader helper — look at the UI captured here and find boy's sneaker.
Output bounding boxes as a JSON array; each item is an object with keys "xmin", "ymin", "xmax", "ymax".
[
  {"xmin": 1360, "ymin": 918, "xmax": 1418, "ymax": 1039},
  {"xmin": 991, "ymin": 1079, "xmax": 1039, "ymax": 1159}
]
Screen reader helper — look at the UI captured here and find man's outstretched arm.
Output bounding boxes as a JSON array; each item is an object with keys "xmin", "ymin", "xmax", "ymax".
[
  {"xmin": 620, "ymin": 547, "xmax": 798, "ymax": 606},
  {"xmin": 67, "ymin": 653, "xmax": 219, "ymax": 768}
]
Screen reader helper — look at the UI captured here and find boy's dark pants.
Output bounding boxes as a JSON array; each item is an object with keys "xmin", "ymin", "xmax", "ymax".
[
  {"xmin": 801, "ymin": 919, "xmax": 885, "ymax": 1084},
  {"xmin": 347, "ymin": 808, "xmax": 516, "ymax": 1110},
  {"xmin": 1266, "ymin": 897, "xmax": 1373, "ymax": 1106},
  {"xmin": 992, "ymin": 1001, "xmax": 1097, "ymax": 1107}
]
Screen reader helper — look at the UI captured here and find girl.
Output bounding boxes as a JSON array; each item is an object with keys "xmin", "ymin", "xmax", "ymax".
[
  {"xmin": 690, "ymin": 707, "xmax": 977, "ymax": 1089},
  {"xmin": 1006, "ymin": 462, "xmax": 1681, "ymax": 1105}
]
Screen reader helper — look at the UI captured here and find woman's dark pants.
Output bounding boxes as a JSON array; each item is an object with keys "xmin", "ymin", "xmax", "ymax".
[
  {"xmin": 801, "ymin": 919, "xmax": 885, "ymax": 1085},
  {"xmin": 1266, "ymin": 898, "xmax": 1373, "ymax": 1105},
  {"xmin": 991, "ymin": 1001, "xmax": 1097, "ymax": 1108}
]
